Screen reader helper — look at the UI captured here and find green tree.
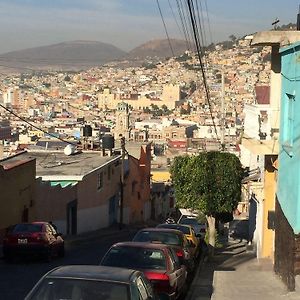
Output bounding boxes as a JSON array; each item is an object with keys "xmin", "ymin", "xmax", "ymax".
[{"xmin": 170, "ymin": 152, "xmax": 243, "ymax": 256}]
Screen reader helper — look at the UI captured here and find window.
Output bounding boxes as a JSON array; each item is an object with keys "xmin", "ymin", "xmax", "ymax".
[
  {"xmin": 97, "ymin": 172, "xmax": 103, "ymax": 190},
  {"xmin": 282, "ymin": 93, "xmax": 295, "ymax": 156}
]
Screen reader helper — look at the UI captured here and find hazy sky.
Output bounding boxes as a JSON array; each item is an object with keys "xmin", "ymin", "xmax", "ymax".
[{"xmin": 0, "ymin": 0, "xmax": 297, "ymax": 54}]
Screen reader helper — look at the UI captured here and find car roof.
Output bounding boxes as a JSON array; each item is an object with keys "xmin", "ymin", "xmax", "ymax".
[
  {"xmin": 47, "ymin": 265, "xmax": 140, "ymax": 283},
  {"xmin": 137, "ymin": 227, "xmax": 183, "ymax": 235},
  {"xmin": 113, "ymin": 241, "xmax": 170, "ymax": 250}
]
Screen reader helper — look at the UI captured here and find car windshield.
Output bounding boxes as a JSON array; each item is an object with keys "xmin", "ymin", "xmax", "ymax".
[
  {"xmin": 180, "ymin": 218, "xmax": 199, "ymax": 225},
  {"xmin": 133, "ymin": 231, "xmax": 182, "ymax": 246},
  {"xmin": 13, "ymin": 224, "xmax": 42, "ymax": 233},
  {"xmin": 27, "ymin": 278, "xmax": 129, "ymax": 300},
  {"xmin": 159, "ymin": 225, "xmax": 190, "ymax": 235},
  {"xmin": 102, "ymin": 246, "xmax": 167, "ymax": 270}
]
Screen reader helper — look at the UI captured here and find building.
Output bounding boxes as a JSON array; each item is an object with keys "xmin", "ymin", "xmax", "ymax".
[
  {"xmin": 5, "ymin": 150, "xmax": 123, "ymax": 235},
  {"xmin": 0, "ymin": 155, "xmax": 36, "ymax": 243},
  {"xmin": 276, "ymin": 40, "xmax": 300, "ymax": 291}
]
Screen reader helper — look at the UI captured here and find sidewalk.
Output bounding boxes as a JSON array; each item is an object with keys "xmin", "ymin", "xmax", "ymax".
[{"xmin": 187, "ymin": 239, "xmax": 300, "ymax": 300}]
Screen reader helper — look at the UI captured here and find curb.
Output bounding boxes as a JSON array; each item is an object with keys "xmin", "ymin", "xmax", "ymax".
[{"xmin": 185, "ymin": 254, "xmax": 205, "ymax": 300}]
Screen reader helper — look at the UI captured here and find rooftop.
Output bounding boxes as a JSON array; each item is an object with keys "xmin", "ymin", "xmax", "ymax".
[
  {"xmin": 1, "ymin": 150, "xmax": 121, "ymax": 180},
  {"xmin": 251, "ymin": 31, "xmax": 300, "ymax": 47}
]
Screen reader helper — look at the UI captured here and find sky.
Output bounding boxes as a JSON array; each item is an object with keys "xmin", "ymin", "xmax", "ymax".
[{"xmin": 0, "ymin": 0, "xmax": 297, "ymax": 54}]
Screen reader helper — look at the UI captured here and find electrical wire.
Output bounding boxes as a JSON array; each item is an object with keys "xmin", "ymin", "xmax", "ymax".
[
  {"xmin": 0, "ymin": 103, "xmax": 77, "ymax": 146},
  {"xmin": 204, "ymin": 0, "xmax": 213, "ymax": 46},
  {"xmin": 156, "ymin": 0, "xmax": 175, "ymax": 57},
  {"xmin": 167, "ymin": 0, "xmax": 185, "ymax": 41},
  {"xmin": 176, "ymin": 0, "xmax": 194, "ymax": 51},
  {"xmin": 185, "ymin": 0, "xmax": 219, "ymax": 142}
]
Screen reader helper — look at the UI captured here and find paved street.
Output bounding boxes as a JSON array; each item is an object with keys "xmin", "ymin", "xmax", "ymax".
[{"xmin": 0, "ymin": 229, "xmax": 136, "ymax": 300}]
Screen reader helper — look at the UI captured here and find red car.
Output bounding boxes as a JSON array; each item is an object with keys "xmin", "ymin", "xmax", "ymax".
[
  {"xmin": 100, "ymin": 242, "xmax": 187, "ymax": 299},
  {"xmin": 2, "ymin": 222, "xmax": 64, "ymax": 262},
  {"xmin": 133, "ymin": 228, "xmax": 195, "ymax": 273}
]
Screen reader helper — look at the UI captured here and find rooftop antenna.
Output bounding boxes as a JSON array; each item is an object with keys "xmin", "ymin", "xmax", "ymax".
[
  {"xmin": 272, "ymin": 17, "xmax": 280, "ymax": 30},
  {"xmin": 297, "ymin": 4, "xmax": 300, "ymax": 30}
]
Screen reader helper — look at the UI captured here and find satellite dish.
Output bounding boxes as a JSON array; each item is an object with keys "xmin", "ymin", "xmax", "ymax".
[{"xmin": 64, "ymin": 144, "xmax": 75, "ymax": 156}]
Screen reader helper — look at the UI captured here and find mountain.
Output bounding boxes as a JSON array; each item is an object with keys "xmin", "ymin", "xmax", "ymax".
[
  {"xmin": 0, "ymin": 41, "xmax": 127, "ymax": 71},
  {"xmin": 127, "ymin": 39, "xmax": 189, "ymax": 60}
]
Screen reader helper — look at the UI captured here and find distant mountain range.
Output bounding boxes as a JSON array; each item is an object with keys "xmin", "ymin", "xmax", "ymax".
[
  {"xmin": 128, "ymin": 39, "xmax": 188, "ymax": 59},
  {"xmin": 0, "ymin": 39, "xmax": 189, "ymax": 72}
]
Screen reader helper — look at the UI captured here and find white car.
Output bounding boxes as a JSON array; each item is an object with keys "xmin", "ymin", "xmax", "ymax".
[{"xmin": 178, "ymin": 216, "xmax": 207, "ymax": 238}]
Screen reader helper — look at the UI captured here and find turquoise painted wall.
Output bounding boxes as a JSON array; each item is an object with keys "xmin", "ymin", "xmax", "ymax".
[{"xmin": 278, "ymin": 42, "xmax": 300, "ymax": 233}]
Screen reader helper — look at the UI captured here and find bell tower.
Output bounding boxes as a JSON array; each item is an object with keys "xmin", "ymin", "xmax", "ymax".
[{"xmin": 114, "ymin": 102, "xmax": 130, "ymax": 139}]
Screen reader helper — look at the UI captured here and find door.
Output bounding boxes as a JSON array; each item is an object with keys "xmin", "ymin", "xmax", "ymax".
[
  {"xmin": 67, "ymin": 200, "xmax": 77, "ymax": 235},
  {"xmin": 108, "ymin": 195, "xmax": 118, "ymax": 225}
]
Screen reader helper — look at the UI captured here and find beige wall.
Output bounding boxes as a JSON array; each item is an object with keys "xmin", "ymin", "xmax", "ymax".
[{"xmin": 0, "ymin": 159, "xmax": 36, "ymax": 241}]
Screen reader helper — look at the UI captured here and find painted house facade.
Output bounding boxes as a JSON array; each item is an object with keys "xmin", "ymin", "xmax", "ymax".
[
  {"xmin": 5, "ymin": 150, "xmax": 123, "ymax": 235},
  {"xmin": 276, "ymin": 41, "xmax": 300, "ymax": 291},
  {"xmin": 0, "ymin": 156, "xmax": 36, "ymax": 243}
]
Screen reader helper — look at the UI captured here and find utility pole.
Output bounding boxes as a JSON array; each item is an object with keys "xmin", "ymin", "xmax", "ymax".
[
  {"xmin": 220, "ymin": 69, "xmax": 225, "ymax": 151},
  {"xmin": 119, "ymin": 136, "xmax": 125, "ymax": 229}
]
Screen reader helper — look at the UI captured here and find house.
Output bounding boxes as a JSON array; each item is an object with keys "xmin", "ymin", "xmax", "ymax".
[
  {"xmin": 276, "ymin": 40, "xmax": 300, "ymax": 291},
  {"xmin": 122, "ymin": 143, "xmax": 152, "ymax": 224},
  {"xmin": 240, "ymin": 30, "xmax": 300, "ymax": 291},
  {"xmin": 4, "ymin": 150, "xmax": 122, "ymax": 235},
  {"xmin": 0, "ymin": 155, "xmax": 36, "ymax": 243},
  {"xmin": 239, "ymin": 31, "xmax": 300, "ymax": 263}
]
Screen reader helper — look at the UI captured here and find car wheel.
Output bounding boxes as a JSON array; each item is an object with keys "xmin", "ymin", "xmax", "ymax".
[{"xmin": 58, "ymin": 244, "xmax": 65, "ymax": 257}]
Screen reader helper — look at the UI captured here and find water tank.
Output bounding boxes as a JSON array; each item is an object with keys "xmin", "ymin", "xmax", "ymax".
[
  {"xmin": 83, "ymin": 125, "xmax": 92, "ymax": 137},
  {"xmin": 64, "ymin": 144, "xmax": 76, "ymax": 156},
  {"xmin": 102, "ymin": 135, "xmax": 115, "ymax": 149}
]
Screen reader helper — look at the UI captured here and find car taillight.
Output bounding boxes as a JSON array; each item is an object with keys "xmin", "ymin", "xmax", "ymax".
[{"xmin": 176, "ymin": 249, "xmax": 184, "ymax": 258}]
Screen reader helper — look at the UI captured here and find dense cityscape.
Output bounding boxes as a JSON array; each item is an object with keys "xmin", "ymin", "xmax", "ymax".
[{"xmin": 0, "ymin": 1, "xmax": 300, "ymax": 299}]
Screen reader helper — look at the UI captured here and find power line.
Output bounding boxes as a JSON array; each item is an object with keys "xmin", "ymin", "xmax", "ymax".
[
  {"xmin": 176, "ymin": 0, "xmax": 194, "ymax": 51},
  {"xmin": 156, "ymin": 0, "xmax": 175, "ymax": 57},
  {"xmin": 167, "ymin": 0, "xmax": 185, "ymax": 40},
  {"xmin": 204, "ymin": 0, "xmax": 213, "ymax": 45},
  {"xmin": 186, "ymin": 0, "xmax": 219, "ymax": 142},
  {"xmin": 0, "ymin": 103, "xmax": 77, "ymax": 146}
]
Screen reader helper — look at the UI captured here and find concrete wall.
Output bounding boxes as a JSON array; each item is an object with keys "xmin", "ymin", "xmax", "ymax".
[
  {"xmin": 77, "ymin": 204, "xmax": 109, "ymax": 233},
  {"xmin": 35, "ymin": 180, "xmax": 78, "ymax": 235},
  {"xmin": 0, "ymin": 159, "xmax": 36, "ymax": 241},
  {"xmin": 277, "ymin": 42, "xmax": 300, "ymax": 233},
  {"xmin": 123, "ymin": 146, "xmax": 151, "ymax": 224}
]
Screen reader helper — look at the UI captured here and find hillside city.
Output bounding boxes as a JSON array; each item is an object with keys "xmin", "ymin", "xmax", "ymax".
[
  {"xmin": 0, "ymin": 38, "xmax": 270, "ymax": 159},
  {"xmin": 1, "ymin": 12, "xmax": 300, "ymax": 300}
]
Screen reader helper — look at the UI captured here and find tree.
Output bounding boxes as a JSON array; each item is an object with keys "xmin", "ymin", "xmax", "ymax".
[{"xmin": 170, "ymin": 152, "xmax": 243, "ymax": 257}]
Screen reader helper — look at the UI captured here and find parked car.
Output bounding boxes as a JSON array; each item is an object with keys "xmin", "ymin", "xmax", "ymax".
[
  {"xmin": 178, "ymin": 216, "xmax": 206, "ymax": 238},
  {"xmin": 2, "ymin": 222, "xmax": 64, "ymax": 262},
  {"xmin": 100, "ymin": 242, "xmax": 187, "ymax": 299},
  {"xmin": 132, "ymin": 228, "xmax": 195, "ymax": 273},
  {"xmin": 25, "ymin": 265, "xmax": 156, "ymax": 300},
  {"xmin": 156, "ymin": 223, "xmax": 200, "ymax": 258}
]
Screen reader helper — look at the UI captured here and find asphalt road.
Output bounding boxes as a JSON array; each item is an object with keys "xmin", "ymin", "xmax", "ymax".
[{"xmin": 0, "ymin": 230, "xmax": 136, "ymax": 300}]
